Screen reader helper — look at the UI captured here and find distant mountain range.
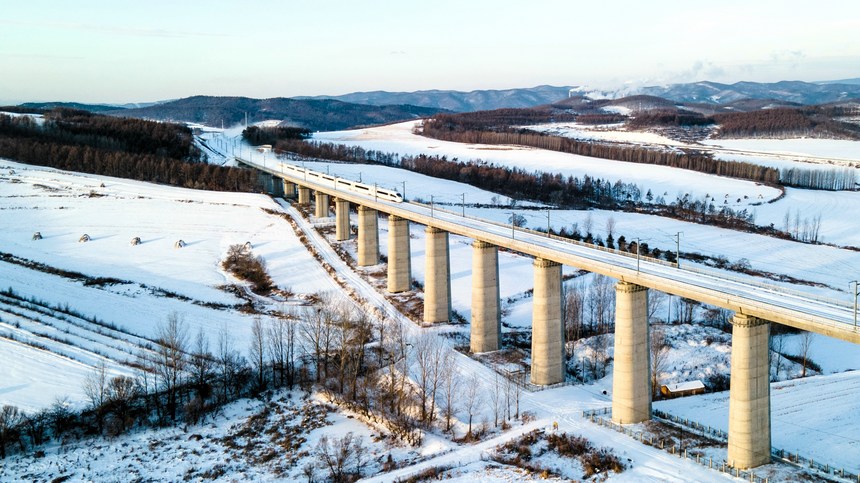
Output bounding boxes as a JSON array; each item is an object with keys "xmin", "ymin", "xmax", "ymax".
[
  {"xmin": 594, "ymin": 80, "xmax": 860, "ymax": 106},
  {"xmin": 298, "ymin": 85, "xmax": 575, "ymax": 112},
  {"xmin": 20, "ymin": 101, "xmax": 165, "ymax": 111},
  {"xmin": 13, "ymin": 79, "xmax": 860, "ymax": 130},
  {"xmin": 103, "ymin": 96, "xmax": 444, "ymax": 131}
]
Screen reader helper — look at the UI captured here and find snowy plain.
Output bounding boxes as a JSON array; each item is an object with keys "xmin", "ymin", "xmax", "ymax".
[{"xmin": 3, "ymin": 114, "xmax": 860, "ymax": 481}]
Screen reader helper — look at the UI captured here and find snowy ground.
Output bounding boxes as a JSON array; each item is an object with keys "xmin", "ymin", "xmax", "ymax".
[
  {"xmin": 3, "ymin": 151, "xmax": 860, "ymax": 481},
  {"xmin": 311, "ymin": 121, "xmax": 782, "ymax": 209},
  {"xmin": 0, "ymin": 160, "xmax": 339, "ymax": 410},
  {"xmin": 656, "ymin": 370, "xmax": 860, "ymax": 473}
]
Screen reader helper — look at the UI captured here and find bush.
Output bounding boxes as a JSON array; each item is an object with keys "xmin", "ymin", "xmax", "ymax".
[{"xmin": 221, "ymin": 244, "xmax": 274, "ymax": 294}]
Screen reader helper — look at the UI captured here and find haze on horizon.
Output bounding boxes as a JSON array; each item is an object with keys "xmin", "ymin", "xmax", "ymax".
[{"xmin": 1, "ymin": 0, "xmax": 858, "ymax": 105}]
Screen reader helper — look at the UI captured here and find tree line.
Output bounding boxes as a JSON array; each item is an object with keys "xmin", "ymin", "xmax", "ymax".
[
  {"xmin": 421, "ymin": 116, "xmax": 780, "ymax": 184},
  {"xmin": 241, "ymin": 125, "xmax": 311, "ymax": 146},
  {"xmin": 0, "ymin": 111, "xmax": 258, "ymax": 192},
  {"xmin": 272, "ymin": 139, "xmax": 767, "ymax": 232},
  {"xmin": 713, "ymin": 106, "xmax": 860, "ymax": 140}
]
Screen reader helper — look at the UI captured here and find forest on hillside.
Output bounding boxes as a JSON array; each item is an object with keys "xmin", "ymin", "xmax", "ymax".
[{"xmin": 0, "ymin": 110, "xmax": 258, "ymax": 191}]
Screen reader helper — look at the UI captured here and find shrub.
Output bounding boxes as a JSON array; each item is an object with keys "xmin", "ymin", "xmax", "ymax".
[{"xmin": 221, "ymin": 244, "xmax": 274, "ymax": 294}]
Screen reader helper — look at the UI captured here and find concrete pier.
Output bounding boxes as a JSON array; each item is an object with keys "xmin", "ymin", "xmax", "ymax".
[
  {"xmin": 297, "ymin": 186, "xmax": 311, "ymax": 205},
  {"xmin": 283, "ymin": 180, "xmax": 297, "ymax": 198},
  {"xmin": 470, "ymin": 241, "xmax": 500, "ymax": 353},
  {"xmin": 314, "ymin": 192, "xmax": 330, "ymax": 218},
  {"xmin": 270, "ymin": 175, "xmax": 284, "ymax": 197},
  {"xmin": 387, "ymin": 215, "xmax": 412, "ymax": 293},
  {"xmin": 335, "ymin": 198, "xmax": 350, "ymax": 241},
  {"xmin": 612, "ymin": 281, "xmax": 651, "ymax": 424},
  {"xmin": 728, "ymin": 314, "xmax": 771, "ymax": 469},
  {"xmin": 357, "ymin": 205, "xmax": 379, "ymax": 266},
  {"xmin": 531, "ymin": 258, "xmax": 564, "ymax": 385},
  {"xmin": 423, "ymin": 226, "xmax": 451, "ymax": 324}
]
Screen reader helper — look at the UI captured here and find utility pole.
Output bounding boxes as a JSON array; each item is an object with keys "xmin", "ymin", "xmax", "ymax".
[
  {"xmin": 674, "ymin": 232, "xmax": 683, "ymax": 268},
  {"xmin": 546, "ymin": 210, "xmax": 551, "ymax": 237},
  {"xmin": 430, "ymin": 195, "xmax": 435, "ymax": 218},
  {"xmin": 510, "ymin": 212, "xmax": 516, "ymax": 239},
  {"xmin": 636, "ymin": 237, "xmax": 641, "ymax": 272},
  {"xmin": 402, "ymin": 181, "xmax": 406, "ymax": 201},
  {"xmin": 461, "ymin": 193, "xmax": 465, "ymax": 216},
  {"xmin": 851, "ymin": 280, "xmax": 859, "ymax": 326}
]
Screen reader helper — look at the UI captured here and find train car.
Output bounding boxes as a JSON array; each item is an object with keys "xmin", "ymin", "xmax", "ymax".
[{"xmin": 279, "ymin": 162, "xmax": 403, "ymax": 203}]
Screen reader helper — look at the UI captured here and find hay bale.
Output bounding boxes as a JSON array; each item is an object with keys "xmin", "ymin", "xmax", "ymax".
[
  {"xmin": 174, "ymin": 239, "xmax": 186, "ymax": 249},
  {"xmin": 32, "ymin": 232, "xmax": 42, "ymax": 240},
  {"xmin": 130, "ymin": 237, "xmax": 141, "ymax": 246},
  {"xmin": 79, "ymin": 234, "xmax": 90, "ymax": 243}
]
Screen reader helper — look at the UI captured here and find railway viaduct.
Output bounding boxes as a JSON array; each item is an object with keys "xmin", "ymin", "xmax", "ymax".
[{"xmin": 245, "ymin": 158, "xmax": 860, "ymax": 469}]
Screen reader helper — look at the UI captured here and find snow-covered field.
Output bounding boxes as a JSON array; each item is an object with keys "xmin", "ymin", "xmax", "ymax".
[
  {"xmin": 656, "ymin": 370, "xmax": 860, "ymax": 473},
  {"xmin": 702, "ymin": 138, "xmax": 860, "ymax": 164},
  {"xmin": 3, "ymin": 139, "xmax": 860, "ymax": 481},
  {"xmin": 522, "ymin": 122, "xmax": 686, "ymax": 146},
  {"xmin": 0, "ymin": 160, "xmax": 338, "ymax": 410},
  {"xmin": 312, "ymin": 121, "xmax": 782, "ymax": 208}
]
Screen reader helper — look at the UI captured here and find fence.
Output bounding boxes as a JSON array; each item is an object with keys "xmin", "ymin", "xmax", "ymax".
[
  {"xmin": 652, "ymin": 409, "xmax": 860, "ymax": 482},
  {"xmin": 583, "ymin": 408, "xmax": 860, "ymax": 483}
]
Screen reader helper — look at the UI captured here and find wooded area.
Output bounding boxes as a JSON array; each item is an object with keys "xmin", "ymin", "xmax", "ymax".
[
  {"xmin": 0, "ymin": 110, "xmax": 258, "ymax": 192},
  {"xmin": 422, "ymin": 115, "xmax": 780, "ymax": 184}
]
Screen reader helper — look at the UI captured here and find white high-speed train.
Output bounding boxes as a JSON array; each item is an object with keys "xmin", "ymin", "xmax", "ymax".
[{"xmin": 281, "ymin": 163, "xmax": 403, "ymax": 203}]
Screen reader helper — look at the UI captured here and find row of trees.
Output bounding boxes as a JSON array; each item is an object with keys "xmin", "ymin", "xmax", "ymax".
[
  {"xmin": 0, "ymin": 112, "xmax": 258, "ymax": 192},
  {"xmin": 241, "ymin": 125, "xmax": 311, "ymax": 146},
  {"xmin": 273, "ymin": 138, "xmax": 766, "ymax": 233},
  {"xmin": 422, "ymin": 116, "xmax": 780, "ymax": 184},
  {"xmin": 713, "ymin": 107, "xmax": 860, "ymax": 140}
]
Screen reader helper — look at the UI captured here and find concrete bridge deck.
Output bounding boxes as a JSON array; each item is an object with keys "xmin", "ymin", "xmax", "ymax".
[{"xmin": 247, "ymin": 157, "xmax": 860, "ymax": 344}]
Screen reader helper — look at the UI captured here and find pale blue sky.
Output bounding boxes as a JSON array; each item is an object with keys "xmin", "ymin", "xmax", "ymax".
[{"xmin": 1, "ymin": 0, "xmax": 858, "ymax": 104}]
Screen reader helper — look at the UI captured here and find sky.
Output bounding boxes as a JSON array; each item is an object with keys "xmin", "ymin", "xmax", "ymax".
[{"xmin": 1, "ymin": 0, "xmax": 859, "ymax": 104}]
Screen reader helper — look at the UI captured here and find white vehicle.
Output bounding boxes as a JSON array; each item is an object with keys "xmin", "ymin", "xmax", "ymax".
[{"xmin": 282, "ymin": 163, "xmax": 403, "ymax": 202}]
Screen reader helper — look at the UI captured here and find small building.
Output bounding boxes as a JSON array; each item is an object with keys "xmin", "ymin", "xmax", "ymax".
[
  {"xmin": 660, "ymin": 380, "xmax": 706, "ymax": 398},
  {"xmin": 256, "ymin": 144, "xmax": 273, "ymax": 153}
]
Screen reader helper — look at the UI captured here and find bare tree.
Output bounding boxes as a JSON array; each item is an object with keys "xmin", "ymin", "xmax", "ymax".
[
  {"xmin": 564, "ymin": 281, "xmax": 584, "ymax": 346},
  {"xmin": 217, "ymin": 325, "xmax": 242, "ymax": 403},
  {"xmin": 588, "ymin": 275, "xmax": 615, "ymax": 334},
  {"xmin": 0, "ymin": 405, "xmax": 23, "ymax": 459},
  {"xmin": 650, "ymin": 326, "xmax": 670, "ymax": 398},
  {"xmin": 155, "ymin": 313, "xmax": 189, "ymax": 421},
  {"xmin": 189, "ymin": 328, "xmax": 213, "ymax": 396},
  {"xmin": 411, "ymin": 333, "xmax": 446, "ymax": 425},
  {"xmin": 462, "ymin": 373, "xmax": 482, "ymax": 438},
  {"xmin": 83, "ymin": 361, "xmax": 109, "ymax": 431},
  {"xmin": 438, "ymin": 348, "xmax": 459, "ymax": 434},
  {"xmin": 268, "ymin": 312, "xmax": 296, "ymax": 388},
  {"xmin": 301, "ymin": 293, "xmax": 338, "ymax": 382},
  {"xmin": 799, "ymin": 331, "xmax": 814, "ymax": 378},
  {"xmin": 647, "ymin": 290, "xmax": 667, "ymax": 323},
  {"xmin": 769, "ymin": 333, "xmax": 786, "ymax": 381},
  {"xmin": 250, "ymin": 316, "xmax": 267, "ymax": 391},
  {"xmin": 106, "ymin": 376, "xmax": 138, "ymax": 433},
  {"xmin": 314, "ymin": 432, "xmax": 366, "ymax": 483},
  {"xmin": 582, "ymin": 212, "xmax": 594, "ymax": 235},
  {"xmin": 605, "ymin": 216, "xmax": 616, "ymax": 239},
  {"xmin": 489, "ymin": 372, "xmax": 503, "ymax": 428}
]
